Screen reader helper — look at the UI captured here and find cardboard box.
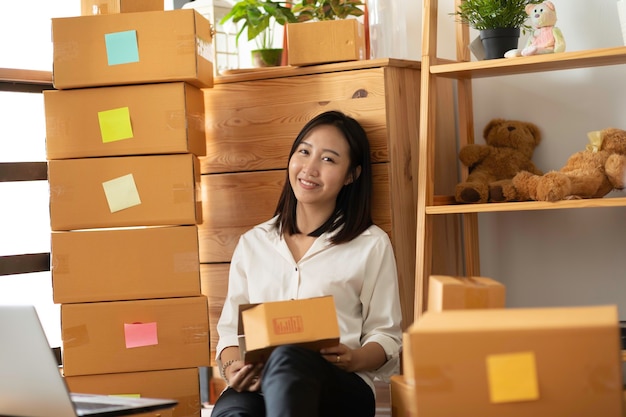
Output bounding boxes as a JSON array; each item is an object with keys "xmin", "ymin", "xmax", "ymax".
[
  {"xmin": 238, "ymin": 296, "xmax": 340, "ymax": 364},
  {"xmin": 65, "ymin": 368, "xmax": 199, "ymax": 417},
  {"xmin": 390, "ymin": 374, "xmax": 417, "ymax": 417},
  {"xmin": 45, "ymin": 82, "xmax": 206, "ymax": 160},
  {"xmin": 287, "ymin": 19, "xmax": 365, "ymax": 66},
  {"xmin": 61, "ymin": 296, "xmax": 210, "ymax": 376},
  {"xmin": 406, "ymin": 305, "xmax": 623, "ymax": 416},
  {"xmin": 52, "ymin": 9, "xmax": 213, "ymax": 89},
  {"xmin": 427, "ymin": 275, "xmax": 505, "ymax": 312},
  {"xmin": 82, "ymin": 0, "xmax": 164, "ymax": 15},
  {"xmin": 52, "ymin": 225, "xmax": 201, "ymax": 304},
  {"xmin": 48, "ymin": 153, "xmax": 202, "ymax": 231},
  {"xmin": 401, "ymin": 332, "xmax": 415, "ymax": 384}
]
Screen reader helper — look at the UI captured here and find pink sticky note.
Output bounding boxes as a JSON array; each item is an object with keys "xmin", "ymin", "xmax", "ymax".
[{"xmin": 124, "ymin": 322, "xmax": 158, "ymax": 349}]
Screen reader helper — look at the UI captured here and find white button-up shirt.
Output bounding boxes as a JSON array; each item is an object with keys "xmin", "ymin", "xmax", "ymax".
[{"xmin": 215, "ymin": 217, "xmax": 403, "ymax": 392}]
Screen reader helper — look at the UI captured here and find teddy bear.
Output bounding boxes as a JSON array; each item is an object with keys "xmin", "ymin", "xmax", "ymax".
[
  {"xmin": 504, "ymin": 1, "xmax": 566, "ymax": 58},
  {"xmin": 455, "ymin": 118, "xmax": 543, "ymax": 204},
  {"xmin": 512, "ymin": 128, "xmax": 626, "ymax": 201}
]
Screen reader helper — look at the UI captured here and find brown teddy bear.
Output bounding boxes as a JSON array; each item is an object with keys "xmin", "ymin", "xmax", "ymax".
[
  {"xmin": 455, "ymin": 118, "xmax": 543, "ymax": 203},
  {"xmin": 513, "ymin": 128, "xmax": 626, "ymax": 201}
]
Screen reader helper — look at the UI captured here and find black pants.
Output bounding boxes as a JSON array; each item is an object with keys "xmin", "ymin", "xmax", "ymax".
[{"xmin": 211, "ymin": 345, "xmax": 375, "ymax": 417}]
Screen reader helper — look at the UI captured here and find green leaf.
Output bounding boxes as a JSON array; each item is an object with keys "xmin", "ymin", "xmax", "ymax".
[
  {"xmin": 291, "ymin": 0, "xmax": 364, "ymax": 21},
  {"xmin": 452, "ymin": 0, "xmax": 532, "ymax": 31},
  {"xmin": 220, "ymin": 0, "xmax": 297, "ymax": 48}
]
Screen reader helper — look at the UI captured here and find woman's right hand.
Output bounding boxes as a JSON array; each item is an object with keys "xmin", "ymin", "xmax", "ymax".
[{"xmin": 226, "ymin": 361, "xmax": 264, "ymax": 392}]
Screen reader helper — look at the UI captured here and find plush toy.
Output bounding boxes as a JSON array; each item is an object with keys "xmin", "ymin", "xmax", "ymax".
[
  {"xmin": 455, "ymin": 118, "xmax": 543, "ymax": 204},
  {"xmin": 505, "ymin": 1, "xmax": 565, "ymax": 58},
  {"xmin": 513, "ymin": 128, "xmax": 626, "ymax": 201}
]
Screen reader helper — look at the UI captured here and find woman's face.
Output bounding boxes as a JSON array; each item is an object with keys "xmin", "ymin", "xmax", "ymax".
[{"xmin": 288, "ymin": 124, "xmax": 355, "ymax": 210}]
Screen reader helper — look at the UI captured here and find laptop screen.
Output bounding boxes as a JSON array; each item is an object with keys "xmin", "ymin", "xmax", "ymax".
[{"xmin": 0, "ymin": 305, "xmax": 177, "ymax": 417}]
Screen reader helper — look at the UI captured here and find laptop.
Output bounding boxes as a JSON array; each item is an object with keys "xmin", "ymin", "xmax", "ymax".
[{"xmin": 0, "ymin": 304, "xmax": 178, "ymax": 417}]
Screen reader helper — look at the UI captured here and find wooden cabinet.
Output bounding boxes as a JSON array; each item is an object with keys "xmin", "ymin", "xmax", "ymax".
[
  {"xmin": 199, "ymin": 59, "xmax": 461, "ymax": 363},
  {"xmin": 415, "ymin": 0, "xmax": 626, "ymax": 318}
]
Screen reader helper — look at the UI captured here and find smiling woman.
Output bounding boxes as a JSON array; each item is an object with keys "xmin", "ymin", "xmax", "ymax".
[{"xmin": 212, "ymin": 111, "xmax": 402, "ymax": 417}]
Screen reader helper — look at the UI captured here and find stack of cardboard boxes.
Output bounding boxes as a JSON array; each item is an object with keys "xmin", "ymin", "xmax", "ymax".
[
  {"xmin": 46, "ymin": 1, "xmax": 214, "ymax": 415},
  {"xmin": 393, "ymin": 276, "xmax": 623, "ymax": 416}
]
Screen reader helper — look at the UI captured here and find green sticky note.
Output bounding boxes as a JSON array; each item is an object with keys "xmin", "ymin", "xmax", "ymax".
[
  {"xmin": 486, "ymin": 351, "xmax": 539, "ymax": 403},
  {"xmin": 105, "ymin": 30, "xmax": 139, "ymax": 65},
  {"xmin": 102, "ymin": 173, "xmax": 141, "ymax": 213},
  {"xmin": 98, "ymin": 107, "xmax": 133, "ymax": 143}
]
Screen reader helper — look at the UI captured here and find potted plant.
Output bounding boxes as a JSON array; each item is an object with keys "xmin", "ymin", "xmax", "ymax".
[
  {"xmin": 291, "ymin": 0, "xmax": 364, "ymax": 22},
  {"xmin": 452, "ymin": 0, "xmax": 534, "ymax": 59},
  {"xmin": 286, "ymin": 0, "xmax": 366, "ymax": 66},
  {"xmin": 220, "ymin": 0, "xmax": 296, "ymax": 67}
]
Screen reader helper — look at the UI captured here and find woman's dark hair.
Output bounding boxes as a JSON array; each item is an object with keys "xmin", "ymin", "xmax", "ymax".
[{"xmin": 273, "ymin": 110, "xmax": 373, "ymax": 245}]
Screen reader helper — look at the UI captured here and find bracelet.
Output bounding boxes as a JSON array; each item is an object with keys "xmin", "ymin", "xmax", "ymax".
[{"xmin": 220, "ymin": 359, "xmax": 237, "ymax": 382}]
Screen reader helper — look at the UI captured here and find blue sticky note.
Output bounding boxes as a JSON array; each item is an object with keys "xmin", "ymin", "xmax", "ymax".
[{"xmin": 105, "ymin": 30, "xmax": 139, "ymax": 66}]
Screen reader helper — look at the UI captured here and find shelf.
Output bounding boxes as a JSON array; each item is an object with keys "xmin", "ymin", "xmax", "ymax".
[
  {"xmin": 426, "ymin": 196, "xmax": 626, "ymax": 215},
  {"xmin": 0, "ymin": 68, "xmax": 52, "ymax": 85},
  {"xmin": 0, "ymin": 68, "xmax": 53, "ymax": 93},
  {"xmin": 430, "ymin": 46, "xmax": 626, "ymax": 79},
  {"xmin": 216, "ymin": 58, "xmax": 421, "ymax": 84}
]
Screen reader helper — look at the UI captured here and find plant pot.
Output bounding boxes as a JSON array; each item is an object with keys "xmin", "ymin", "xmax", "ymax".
[
  {"xmin": 479, "ymin": 28, "xmax": 520, "ymax": 60},
  {"xmin": 251, "ymin": 48, "xmax": 283, "ymax": 68}
]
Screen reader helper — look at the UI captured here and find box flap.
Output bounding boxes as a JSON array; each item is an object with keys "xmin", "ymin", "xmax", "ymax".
[{"xmin": 413, "ymin": 305, "xmax": 618, "ymax": 333}]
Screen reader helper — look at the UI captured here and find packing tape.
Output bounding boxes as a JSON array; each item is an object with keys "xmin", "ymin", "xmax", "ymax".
[{"xmin": 62, "ymin": 324, "xmax": 90, "ymax": 349}]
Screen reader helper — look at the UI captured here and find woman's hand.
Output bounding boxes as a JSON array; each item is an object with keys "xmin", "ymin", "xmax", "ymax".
[
  {"xmin": 225, "ymin": 361, "xmax": 264, "ymax": 393},
  {"xmin": 321, "ymin": 342, "xmax": 387, "ymax": 373},
  {"xmin": 320, "ymin": 343, "xmax": 354, "ymax": 372}
]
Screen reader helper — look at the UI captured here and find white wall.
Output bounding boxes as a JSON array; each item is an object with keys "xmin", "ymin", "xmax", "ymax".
[{"xmin": 396, "ymin": 0, "xmax": 626, "ymax": 314}]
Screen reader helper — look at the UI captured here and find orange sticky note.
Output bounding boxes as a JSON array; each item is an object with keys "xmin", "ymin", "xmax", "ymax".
[
  {"xmin": 124, "ymin": 322, "xmax": 158, "ymax": 349},
  {"xmin": 486, "ymin": 351, "xmax": 539, "ymax": 403},
  {"xmin": 98, "ymin": 107, "xmax": 133, "ymax": 143}
]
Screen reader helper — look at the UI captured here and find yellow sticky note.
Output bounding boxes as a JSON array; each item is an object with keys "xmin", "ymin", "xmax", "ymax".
[
  {"xmin": 486, "ymin": 351, "xmax": 539, "ymax": 403},
  {"xmin": 98, "ymin": 107, "xmax": 133, "ymax": 143},
  {"xmin": 102, "ymin": 173, "xmax": 141, "ymax": 213}
]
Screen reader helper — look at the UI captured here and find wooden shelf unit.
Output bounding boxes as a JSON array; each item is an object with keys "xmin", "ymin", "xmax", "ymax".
[{"xmin": 415, "ymin": 0, "xmax": 626, "ymax": 319}]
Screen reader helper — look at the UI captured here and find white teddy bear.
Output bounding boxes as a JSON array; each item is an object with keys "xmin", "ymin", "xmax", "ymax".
[{"xmin": 505, "ymin": 1, "xmax": 566, "ymax": 58}]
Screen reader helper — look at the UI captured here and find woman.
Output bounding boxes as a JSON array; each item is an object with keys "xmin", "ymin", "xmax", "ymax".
[{"xmin": 212, "ymin": 110, "xmax": 402, "ymax": 417}]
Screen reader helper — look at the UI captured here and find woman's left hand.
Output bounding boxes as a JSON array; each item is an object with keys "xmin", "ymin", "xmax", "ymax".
[
  {"xmin": 320, "ymin": 343, "xmax": 353, "ymax": 372},
  {"xmin": 226, "ymin": 361, "xmax": 263, "ymax": 392}
]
